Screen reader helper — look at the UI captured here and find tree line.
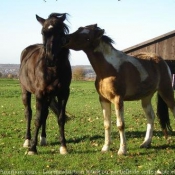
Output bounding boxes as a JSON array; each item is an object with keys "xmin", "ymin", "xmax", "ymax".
[{"xmin": 0, "ymin": 67, "xmax": 95, "ymax": 80}]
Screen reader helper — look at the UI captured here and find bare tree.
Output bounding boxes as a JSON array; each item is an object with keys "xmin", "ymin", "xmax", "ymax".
[{"xmin": 72, "ymin": 67, "xmax": 85, "ymax": 80}]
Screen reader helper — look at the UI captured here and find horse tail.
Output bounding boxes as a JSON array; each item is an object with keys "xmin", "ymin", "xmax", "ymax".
[
  {"xmin": 49, "ymin": 97, "xmax": 71, "ymax": 120},
  {"xmin": 157, "ymin": 93, "xmax": 173, "ymax": 138},
  {"xmin": 49, "ymin": 98, "xmax": 60, "ymax": 116}
]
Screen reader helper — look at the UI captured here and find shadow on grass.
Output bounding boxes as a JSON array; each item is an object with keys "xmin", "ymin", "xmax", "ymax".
[
  {"xmin": 50, "ymin": 134, "xmax": 103, "ymax": 146},
  {"xmin": 126, "ymin": 129, "xmax": 175, "ymax": 138},
  {"xmin": 48, "ymin": 135, "xmax": 103, "ymax": 154},
  {"xmin": 125, "ymin": 130, "xmax": 175, "ymax": 150},
  {"xmin": 48, "ymin": 130, "xmax": 175, "ymax": 154}
]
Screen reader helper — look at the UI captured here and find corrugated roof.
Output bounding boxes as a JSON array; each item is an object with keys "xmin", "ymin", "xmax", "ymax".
[{"xmin": 123, "ymin": 30, "xmax": 175, "ymax": 53}]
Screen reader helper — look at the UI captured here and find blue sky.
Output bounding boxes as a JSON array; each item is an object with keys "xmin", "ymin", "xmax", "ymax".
[{"xmin": 1, "ymin": 0, "xmax": 175, "ymax": 65}]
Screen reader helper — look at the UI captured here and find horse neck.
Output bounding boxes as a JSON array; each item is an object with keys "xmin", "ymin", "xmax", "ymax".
[
  {"xmin": 55, "ymin": 48, "xmax": 70, "ymax": 66},
  {"xmin": 84, "ymin": 41, "xmax": 120, "ymax": 78}
]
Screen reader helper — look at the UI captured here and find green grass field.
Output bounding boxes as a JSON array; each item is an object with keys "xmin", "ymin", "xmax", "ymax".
[{"xmin": 1, "ymin": 78, "xmax": 175, "ymax": 175}]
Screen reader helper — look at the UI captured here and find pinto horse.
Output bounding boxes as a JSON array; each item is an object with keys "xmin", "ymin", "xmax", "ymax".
[
  {"xmin": 64, "ymin": 24, "xmax": 175, "ymax": 155},
  {"xmin": 19, "ymin": 13, "xmax": 71, "ymax": 155}
]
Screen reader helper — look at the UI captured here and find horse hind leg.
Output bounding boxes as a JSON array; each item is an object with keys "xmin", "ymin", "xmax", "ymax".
[
  {"xmin": 37, "ymin": 97, "xmax": 57, "ymax": 146},
  {"xmin": 40, "ymin": 120, "xmax": 47, "ymax": 146},
  {"xmin": 57, "ymin": 108, "xmax": 68, "ymax": 154},
  {"xmin": 50, "ymin": 97, "xmax": 68, "ymax": 154},
  {"xmin": 39, "ymin": 100, "xmax": 50, "ymax": 146},
  {"xmin": 39, "ymin": 97, "xmax": 61, "ymax": 146},
  {"xmin": 140, "ymin": 96, "xmax": 155, "ymax": 148},
  {"xmin": 22, "ymin": 89, "xmax": 32, "ymax": 148},
  {"xmin": 41, "ymin": 97, "xmax": 59, "ymax": 147},
  {"xmin": 57, "ymin": 93, "xmax": 70, "ymax": 155}
]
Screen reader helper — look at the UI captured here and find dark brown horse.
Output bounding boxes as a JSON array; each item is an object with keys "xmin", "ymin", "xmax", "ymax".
[
  {"xmin": 64, "ymin": 24, "xmax": 175, "ymax": 155},
  {"xmin": 19, "ymin": 13, "xmax": 71, "ymax": 155}
]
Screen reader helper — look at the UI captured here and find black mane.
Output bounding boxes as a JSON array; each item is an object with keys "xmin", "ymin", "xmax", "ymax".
[
  {"xmin": 48, "ymin": 13, "xmax": 70, "ymax": 34},
  {"xmin": 102, "ymin": 35, "xmax": 115, "ymax": 45},
  {"xmin": 62, "ymin": 23, "xmax": 69, "ymax": 34}
]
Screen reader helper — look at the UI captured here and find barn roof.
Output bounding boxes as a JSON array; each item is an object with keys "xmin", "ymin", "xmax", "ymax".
[
  {"xmin": 123, "ymin": 30, "xmax": 175, "ymax": 53},
  {"xmin": 123, "ymin": 29, "xmax": 175, "ymax": 73}
]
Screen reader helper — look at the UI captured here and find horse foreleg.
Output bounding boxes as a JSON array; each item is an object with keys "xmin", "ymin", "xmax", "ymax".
[
  {"xmin": 100, "ymin": 97, "xmax": 111, "ymax": 152},
  {"xmin": 114, "ymin": 96, "xmax": 126, "ymax": 155},
  {"xmin": 140, "ymin": 97, "xmax": 155, "ymax": 148},
  {"xmin": 22, "ymin": 89, "xmax": 32, "ymax": 148},
  {"xmin": 28, "ymin": 97, "xmax": 47, "ymax": 155}
]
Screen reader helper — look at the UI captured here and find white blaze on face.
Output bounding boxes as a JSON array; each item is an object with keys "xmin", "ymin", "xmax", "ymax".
[
  {"xmin": 80, "ymin": 28, "xmax": 90, "ymax": 34},
  {"xmin": 48, "ymin": 25, "xmax": 53, "ymax": 29}
]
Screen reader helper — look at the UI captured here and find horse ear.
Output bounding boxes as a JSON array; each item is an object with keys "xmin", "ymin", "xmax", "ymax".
[
  {"xmin": 60, "ymin": 14, "xmax": 66, "ymax": 22},
  {"xmin": 85, "ymin": 24, "xmax": 97, "ymax": 30},
  {"xmin": 36, "ymin": 15, "xmax": 45, "ymax": 26},
  {"xmin": 48, "ymin": 13, "xmax": 67, "ymax": 21}
]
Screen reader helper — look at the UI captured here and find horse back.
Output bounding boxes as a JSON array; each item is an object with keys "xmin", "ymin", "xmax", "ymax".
[
  {"xmin": 20, "ymin": 44, "xmax": 43, "ymax": 63},
  {"xmin": 134, "ymin": 52, "xmax": 172, "ymax": 87},
  {"xmin": 124, "ymin": 53, "xmax": 171, "ymax": 100}
]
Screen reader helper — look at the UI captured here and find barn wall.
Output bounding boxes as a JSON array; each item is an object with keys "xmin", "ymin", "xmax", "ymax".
[
  {"xmin": 123, "ymin": 33, "xmax": 175, "ymax": 73},
  {"xmin": 156, "ymin": 36, "xmax": 175, "ymax": 60},
  {"xmin": 126, "ymin": 44, "xmax": 156, "ymax": 56},
  {"xmin": 124, "ymin": 34, "xmax": 175, "ymax": 60}
]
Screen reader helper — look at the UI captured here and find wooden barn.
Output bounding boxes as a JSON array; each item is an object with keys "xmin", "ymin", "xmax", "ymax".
[{"xmin": 123, "ymin": 30, "xmax": 175, "ymax": 74}]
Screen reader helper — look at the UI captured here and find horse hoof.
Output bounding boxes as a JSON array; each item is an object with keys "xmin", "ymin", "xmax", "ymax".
[
  {"xmin": 23, "ymin": 139, "xmax": 31, "ymax": 148},
  {"xmin": 101, "ymin": 145, "xmax": 109, "ymax": 152},
  {"xmin": 117, "ymin": 145, "xmax": 127, "ymax": 156},
  {"xmin": 40, "ymin": 137, "xmax": 47, "ymax": 146},
  {"xmin": 60, "ymin": 146, "xmax": 68, "ymax": 155},
  {"xmin": 140, "ymin": 142, "xmax": 151, "ymax": 148},
  {"xmin": 25, "ymin": 150, "xmax": 37, "ymax": 155},
  {"xmin": 117, "ymin": 149, "xmax": 126, "ymax": 156}
]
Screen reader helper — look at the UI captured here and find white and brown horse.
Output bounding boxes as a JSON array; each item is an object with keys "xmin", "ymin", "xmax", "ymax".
[{"xmin": 64, "ymin": 24, "xmax": 175, "ymax": 155}]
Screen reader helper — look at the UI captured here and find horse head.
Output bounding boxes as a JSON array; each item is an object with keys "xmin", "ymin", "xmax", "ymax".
[
  {"xmin": 64, "ymin": 24, "xmax": 105, "ymax": 51},
  {"xmin": 36, "ymin": 13, "xmax": 69, "ymax": 67}
]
